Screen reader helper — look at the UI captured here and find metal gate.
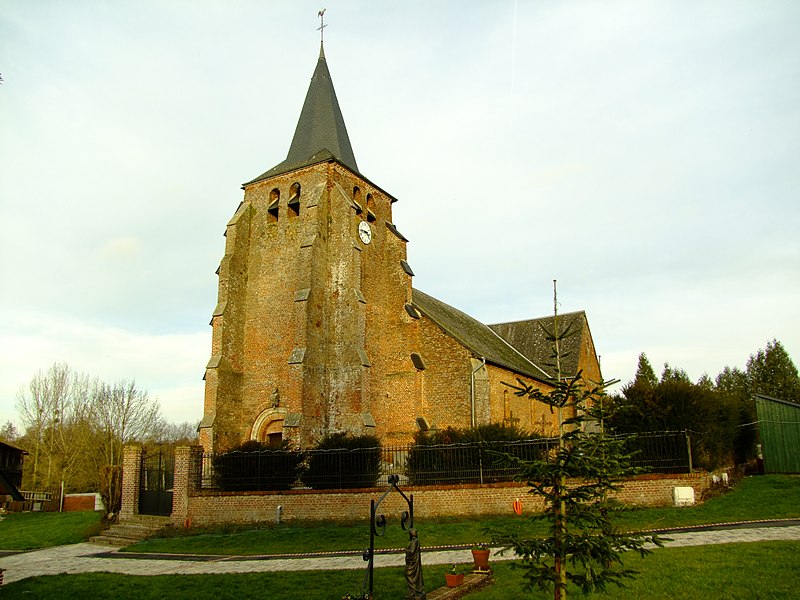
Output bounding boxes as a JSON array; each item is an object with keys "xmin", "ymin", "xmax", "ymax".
[{"xmin": 139, "ymin": 451, "xmax": 174, "ymax": 516}]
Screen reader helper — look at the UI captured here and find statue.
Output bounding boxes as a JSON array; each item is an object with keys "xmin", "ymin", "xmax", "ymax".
[
  {"xmin": 270, "ymin": 388, "xmax": 280, "ymax": 408},
  {"xmin": 404, "ymin": 528, "xmax": 426, "ymax": 600}
]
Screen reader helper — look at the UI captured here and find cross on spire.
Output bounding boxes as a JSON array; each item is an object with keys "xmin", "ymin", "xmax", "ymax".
[{"xmin": 317, "ymin": 8, "xmax": 327, "ymax": 43}]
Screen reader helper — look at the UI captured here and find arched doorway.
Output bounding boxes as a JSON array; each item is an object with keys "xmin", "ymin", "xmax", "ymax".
[{"xmin": 251, "ymin": 408, "xmax": 286, "ymax": 448}]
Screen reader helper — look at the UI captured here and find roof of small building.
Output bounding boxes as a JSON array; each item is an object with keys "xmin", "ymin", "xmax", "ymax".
[
  {"xmin": 0, "ymin": 440, "xmax": 28, "ymax": 455},
  {"xmin": 753, "ymin": 393, "xmax": 800, "ymax": 409},
  {"xmin": 246, "ymin": 43, "xmax": 359, "ymax": 185},
  {"xmin": 489, "ymin": 311, "xmax": 589, "ymax": 378},
  {"xmin": 411, "ymin": 289, "xmax": 552, "ymax": 382}
]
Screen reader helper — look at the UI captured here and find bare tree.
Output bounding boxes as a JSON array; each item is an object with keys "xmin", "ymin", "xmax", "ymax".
[
  {"xmin": 151, "ymin": 420, "xmax": 199, "ymax": 445},
  {"xmin": 87, "ymin": 380, "xmax": 163, "ymax": 512},
  {"xmin": 0, "ymin": 420, "xmax": 19, "ymax": 443},
  {"xmin": 15, "ymin": 363, "xmax": 76, "ymax": 488},
  {"xmin": 15, "ymin": 366, "xmax": 166, "ymax": 510},
  {"xmin": 54, "ymin": 374, "xmax": 96, "ymax": 489}
]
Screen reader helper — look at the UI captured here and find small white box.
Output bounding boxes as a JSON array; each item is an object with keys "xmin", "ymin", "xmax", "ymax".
[{"xmin": 672, "ymin": 486, "xmax": 695, "ymax": 507}]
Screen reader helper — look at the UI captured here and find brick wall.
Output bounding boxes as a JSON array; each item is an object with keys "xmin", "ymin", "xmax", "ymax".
[
  {"xmin": 202, "ymin": 162, "xmax": 428, "ymax": 452},
  {"xmin": 199, "ymin": 160, "xmax": 594, "ymax": 454},
  {"xmin": 63, "ymin": 493, "xmax": 102, "ymax": 512},
  {"xmin": 166, "ymin": 444, "xmax": 710, "ymax": 527},
  {"xmin": 485, "ymin": 364, "xmax": 561, "ymax": 435},
  {"xmin": 120, "ymin": 445, "xmax": 143, "ymax": 519}
]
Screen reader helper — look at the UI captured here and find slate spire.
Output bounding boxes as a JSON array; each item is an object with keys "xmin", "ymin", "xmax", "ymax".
[{"xmin": 247, "ymin": 42, "xmax": 359, "ymax": 184}]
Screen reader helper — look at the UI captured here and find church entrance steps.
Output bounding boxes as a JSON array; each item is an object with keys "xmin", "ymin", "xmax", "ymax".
[{"xmin": 89, "ymin": 515, "xmax": 170, "ymax": 547}]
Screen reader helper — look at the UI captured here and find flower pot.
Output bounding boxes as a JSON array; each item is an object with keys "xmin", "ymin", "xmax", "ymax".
[
  {"xmin": 471, "ymin": 548, "xmax": 490, "ymax": 572},
  {"xmin": 445, "ymin": 573, "xmax": 464, "ymax": 588}
]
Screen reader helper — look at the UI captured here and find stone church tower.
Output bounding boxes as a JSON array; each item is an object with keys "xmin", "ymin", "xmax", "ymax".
[
  {"xmin": 200, "ymin": 44, "xmax": 421, "ymax": 452},
  {"xmin": 199, "ymin": 43, "xmax": 603, "ymax": 454}
]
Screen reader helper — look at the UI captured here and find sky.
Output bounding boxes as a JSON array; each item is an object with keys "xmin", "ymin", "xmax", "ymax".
[{"xmin": 1, "ymin": 1, "xmax": 799, "ymax": 430}]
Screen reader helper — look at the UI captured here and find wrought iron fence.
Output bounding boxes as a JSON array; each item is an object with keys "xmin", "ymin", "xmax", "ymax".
[
  {"xmin": 195, "ymin": 431, "xmax": 691, "ymax": 492},
  {"xmin": 400, "ymin": 438, "xmax": 558, "ymax": 486},
  {"xmin": 623, "ymin": 430, "xmax": 692, "ymax": 474}
]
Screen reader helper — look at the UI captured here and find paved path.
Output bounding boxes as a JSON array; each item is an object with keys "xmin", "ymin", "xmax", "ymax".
[{"xmin": 1, "ymin": 523, "xmax": 799, "ymax": 585}]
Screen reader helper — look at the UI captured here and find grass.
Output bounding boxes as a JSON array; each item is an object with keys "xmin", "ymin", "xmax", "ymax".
[
  {"xmin": 1, "ymin": 541, "xmax": 798, "ymax": 599},
  {"xmin": 1, "ymin": 476, "xmax": 798, "ymax": 599},
  {"xmin": 0, "ymin": 570, "xmax": 404, "ymax": 600},
  {"xmin": 0, "ymin": 475, "xmax": 796, "ymax": 556},
  {"xmin": 0, "ymin": 510, "xmax": 104, "ymax": 550},
  {"xmin": 468, "ymin": 541, "xmax": 800, "ymax": 600},
  {"xmin": 126, "ymin": 474, "xmax": 800, "ymax": 556},
  {"xmin": 611, "ymin": 473, "xmax": 800, "ymax": 531}
]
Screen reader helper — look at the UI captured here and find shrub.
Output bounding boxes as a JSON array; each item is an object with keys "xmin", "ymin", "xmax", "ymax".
[
  {"xmin": 610, "ymin": 379, "xmax": 738, "ymax": 470},
  {"xmin": 213, "ymin": 440, "xmax": 306, "ymax": 491},
  {"xmin": 406, "ymin": 423, "xmax": 549, "ymax": 485},
  {"xmin": 303, "ymin": 432, "xmax": 381, "ymax": 490}
]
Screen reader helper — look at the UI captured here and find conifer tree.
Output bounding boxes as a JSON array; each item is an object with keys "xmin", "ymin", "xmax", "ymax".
[
  {"xmin": 746, "ymin": 339, "xmax": 800, "ymax": 402},
  {"xmin": 660, "ymin": 363, "xmax": 690, "ymax": 384},
  {"xmin": 495, "ymin": 284, "xmax": 661, "ymax": 599},
  {"xmin": 632, "ymin": 353, "xmax": 658, "ymax": 388}
]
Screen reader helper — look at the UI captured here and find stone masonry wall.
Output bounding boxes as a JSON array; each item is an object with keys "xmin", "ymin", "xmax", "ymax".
[
  {"xmin": 120, "ymin": 445, "xmax": 143, "ymax": 520},
  {"xmin": 166, "ymin": 446, "xmax": 710, "ymax": 527}
]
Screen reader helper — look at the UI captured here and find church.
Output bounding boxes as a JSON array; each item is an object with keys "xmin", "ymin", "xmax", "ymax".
[{"xmin": 198, "ymin": 42, "xmax": 602, "ymax": 453}]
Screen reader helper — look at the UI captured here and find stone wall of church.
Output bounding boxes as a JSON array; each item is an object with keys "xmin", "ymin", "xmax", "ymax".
[
  {"xmin": 201, "ymin": 161, "xmax": 588, "ymax": 454},
  {"xmin": 202, "ymin": 165, "xmax": 332, "ymax": 452},
  {"xmin": 239, "ymin": 169, "xmax": 326, "ymax": 445},
  {"xmin": 386, "ymin": 318, "xmax": 563, "ymax": 440},
  {"xmin": 202, "ymin": 194, "xmax": 252, "ymax": 452},
  {"xmin": 577, "ymin": 319, "xmax": 603, "ymax": 387},
  {"xmin": 485, "ymin": 365, "xmax": 558, "ymax": 435},
  {"xmin": 414, "ymin": 316, "xmax": 475, "ymax": 432},
  {"xmin": 202, "ymin": 162, "xmax": 425, "ymax": 452}
]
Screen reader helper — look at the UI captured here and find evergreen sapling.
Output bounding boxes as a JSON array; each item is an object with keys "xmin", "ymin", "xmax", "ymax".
[{"xmin": 493, "ymin": 283, "xmax": 663, "ymax": 599}]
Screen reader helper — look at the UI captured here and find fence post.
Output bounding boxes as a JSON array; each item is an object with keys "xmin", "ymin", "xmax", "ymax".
[
  {"xmin": 120, "ymin": 445, "xmax": 143, "ymax": 521},
  {"xmin": 172, "ymin": 445, "xmax": 203, "ymax": 527},
  {"xmin": 684, "ymin": 430, "xmax": 693, "ymax": 473}
]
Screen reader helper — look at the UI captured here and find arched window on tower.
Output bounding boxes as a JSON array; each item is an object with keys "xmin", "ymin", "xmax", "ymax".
[
  {"xmin": 268, "ymin": 188, "xmax": 280, "ymax": 223},
  {"xmin": 352, "ymin": 185, "xmax": 364, "ymax": 216},
  {"xmin": 366, "ymin": 193, "xmax": 376, "ymax": 222},
  {"xmin": 288, "ymin": 182, "xmax": 301, "ymax": 217}
]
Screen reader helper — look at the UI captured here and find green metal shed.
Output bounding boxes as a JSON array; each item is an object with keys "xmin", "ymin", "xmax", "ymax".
[{"xmin": 754, "ymin": 394, "xmax": 800, "ymax": 473}]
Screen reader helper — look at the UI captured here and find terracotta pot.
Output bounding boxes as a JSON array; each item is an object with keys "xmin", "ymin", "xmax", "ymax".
[
  {"xmin": 471, "ymin": 548, "xmax": 490, "ymax": 571},
  {"xmin": 445, "ymin": 573, "xmax": 464, "ymax": 588}
]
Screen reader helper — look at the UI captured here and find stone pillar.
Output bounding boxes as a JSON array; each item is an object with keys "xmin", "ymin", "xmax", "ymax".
[
  {"xmin": 171, "ymin": 445, "xmax": 203, "ymax": 527},
  {"xmin": 120, "ymin": 445, "xmax": 143, "ymax": 521}
]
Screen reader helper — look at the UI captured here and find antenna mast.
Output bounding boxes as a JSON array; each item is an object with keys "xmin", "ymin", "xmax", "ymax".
[{"xmin": 553, "ymin": 279, "xmax": 562, "ymax": 381}]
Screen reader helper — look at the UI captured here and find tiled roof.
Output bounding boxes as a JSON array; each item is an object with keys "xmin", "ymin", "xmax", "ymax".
[
  {"xmin": 489, "ymin": 311, "xmax": 588, "ymax": 378},
  {"xmin": 246, "ymin": 43, "xmax": 358, "ymax": 185},
  {"xmin": 412, "ymin": 289, "xmax": 552, "ymax": 381}
]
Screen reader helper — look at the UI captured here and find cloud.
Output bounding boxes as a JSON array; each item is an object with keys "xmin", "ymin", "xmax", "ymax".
[
  {"xmin": 0, "ymin": 1, "xmax": 798, "ymax": 430},
  {"xmin": 99, "ymin": 236, "xmax": 142, "ymax": 261},
  {"xmin": 0, "ymin": 312, "xmax": 208, "ymax": 428}
]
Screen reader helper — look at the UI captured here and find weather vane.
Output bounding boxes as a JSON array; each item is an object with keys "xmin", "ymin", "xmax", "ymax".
[{"xmin": 317, "ymin": 8, "xmax": 327, "ymax": 43}]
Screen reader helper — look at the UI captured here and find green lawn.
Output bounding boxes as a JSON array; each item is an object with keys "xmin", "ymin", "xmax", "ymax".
[
  {"xmin": 126, "ymin": 474, "xmax": 800, "ymax": 556},
  {"xmin": 0, "ymin": 511, "xmax": 103, "ymax": 550},
  {"xmin": 1, "ymin": 541, "xmax": 798, "ymax": 600},
  {"xmin": 1, "ymin": 475, "xmax": 797, "ymax": 556},
  {"xmin": 613, "ymin": 473, "xmax": 800, "ymax": 531},
  {"xmin": 470, "ymin": 541, "xmax": 800, "ymax": 600},
  {"xmin": 1, "ymin": 476, "xmax": 798, "ymax": 599}
]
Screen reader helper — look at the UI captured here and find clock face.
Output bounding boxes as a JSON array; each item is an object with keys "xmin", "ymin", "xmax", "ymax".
[{"xmin": 358, "ymin": 221, "xmax": 372, "ymax": 244}]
